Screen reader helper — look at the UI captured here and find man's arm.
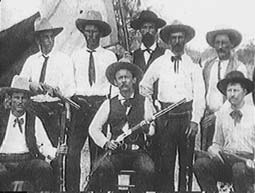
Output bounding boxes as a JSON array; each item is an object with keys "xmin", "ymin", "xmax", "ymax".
[
  {"xmin": 88, "ymin": 100, "xmax": 111, "ymax": 148},
  {"xmin": 19, "ymin": 57, "xmax": 33, "ymax": 81}
]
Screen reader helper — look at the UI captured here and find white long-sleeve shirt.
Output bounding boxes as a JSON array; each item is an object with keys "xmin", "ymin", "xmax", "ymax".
[
  {"xmin": 0, "ymin": 113, "xmax": 56, "ymax": 159},
  {"xmin": 72, "ymin": 46, "xmax": 117, "ymax": 96},
  {"xmin": 139, "ymin": 49, "xmax": 206, "ymax": 124},
  {"xmin": 20, "ymin": 50, "xmax": 75, "ymax": 98},
  {"xmin": 212, "ymin": 101, "xmax": 255, "ymax": 154}
]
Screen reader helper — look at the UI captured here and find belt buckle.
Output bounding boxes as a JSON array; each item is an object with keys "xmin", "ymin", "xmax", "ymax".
[{"xmin": 131, "ymin": 144, "xmax": 139, "ymax": 150}]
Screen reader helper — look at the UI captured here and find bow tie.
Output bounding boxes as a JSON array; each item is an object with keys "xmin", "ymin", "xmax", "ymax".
[
  {"xmin": 171, "ymin": 55, "xmax": 182, "ymax": 73},
  {"xmin": 143, "ymin": 48, "xmax": 152, "ymax": 54},
  {"xmin": 13, "ymin": 117, "xmax": 24, "ymax": 133},
  {"xmin": 230, "ymin": 110, "xmax": 242, "ymax": 126}
]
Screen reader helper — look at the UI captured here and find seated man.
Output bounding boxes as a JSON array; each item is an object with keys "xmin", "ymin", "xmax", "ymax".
[
  {"xmin": 89, "ymin": 61, "xmax": 155, "ymax": 193},
  {"xmin": 0, "ymin": 75, "xmax": 66, "ymax": 191},
  {"xmin": 194, "ymin": 71, "xmax": 255, "ymax": 193}
]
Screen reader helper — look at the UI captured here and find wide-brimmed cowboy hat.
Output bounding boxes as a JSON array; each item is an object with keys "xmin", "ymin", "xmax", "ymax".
[
  {"xmin": 106, "ymin": 60, "xmax": 143, "ymax": 86},
  {"xmin": 76, "ymin": 10, "xmax": 111, "ymax": 37},
  {"xmin": 130, "ymin": 10, "xmax": 166, "ymax": 30},
  {"xmin": 206, "ymin": 28, "xmax": 242, "ymax": 48},
  {"xmin": 0, "ymin": 75, "xmax": 34, "ymax": 96},
  {"xmin": 34, "ymin": 18, "xmax": 63, "ymax": 37},
  {"xmin": 217, "ymin": 71, "xmax": 254, "ymax": 96},
  {"xmin": 160, "ymin": 20, "xmax": 195, "ymax": 44}
]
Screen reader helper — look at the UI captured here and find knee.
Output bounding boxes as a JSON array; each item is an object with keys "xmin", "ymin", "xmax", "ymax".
[
  {"xmin": 136, "ymin": 157, "xmax": 155, "ymax": 176},
  {"xmin": 232, "ymin": 162, "xmax": 247, "ymax": 178},
  {"xmin": 193, "ymin": 157, "xmax": 211, "ymax": 174}
]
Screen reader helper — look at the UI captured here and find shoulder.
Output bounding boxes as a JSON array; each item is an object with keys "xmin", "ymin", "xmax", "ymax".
[
  {"xmin": 100, "ymin": 47, "xmax": 116, "ymax": 58},
  {"xmin": 24, "ymin": 53, "xmax": 40, "ymax": 63}
]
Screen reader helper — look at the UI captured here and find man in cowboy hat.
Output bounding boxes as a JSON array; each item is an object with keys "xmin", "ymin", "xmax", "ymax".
[
  {"xmin": 201, "ymin": 28, "xmax": 251, "ymax": 151},
  {"xmin": 67, "ymin": 10, "xmax": 117, "ymax": 191},
  {"xmin": 140, "ymin": 21, "xmax": 205, "ymax": 192},
  {"xmin": 88, "ymin": 61, "xmax": 155, "ymax": 193},
  {"xmin": 20, "ymin": 17, "xmax": 76, "ymax": 145},
  {"xmin": 0, "ymin": 75, "xmax": 67, "ymax": 191},
  {"xmin": 131, "ymin": 10, "xmax": 166, "ymax": 72},
  {"xmin": 194, "ymin": 71, "xmax": 255, "ymax": 193}
]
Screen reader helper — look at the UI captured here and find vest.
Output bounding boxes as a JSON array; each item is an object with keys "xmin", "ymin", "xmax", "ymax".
[
  {"xmin": 0, "ymin": 108, "xmax": 44, "ymax": 159},
  {"xmin": 107, "ymin": 94, "xmax": 146, "ymax": 148}
]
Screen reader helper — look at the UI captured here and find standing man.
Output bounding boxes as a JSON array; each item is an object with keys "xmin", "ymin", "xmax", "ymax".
[
  {"xmin": 194, "ymin": 71, "xmax": 255, "ymax": 193},
  {"xmin": 89, "ymin": 61, "xmax": 155, "ymax": 193},
  {"xmin": 140, "ymin": 21, "xmax": 205, "ymax": 192},
  {"xmin": 0, "ymin": 75, "xmax": 66, "ymax": 191},
  {"xmin": 67, "ymin": 10, "xmax": 117, "ymax": 192},
  {"xmin": 20, "ymin": 18, "xmax": 76, "ymax": 146},
  {"xmin": 201, "ymin": 28, "xmax": 248, "ymax": 151},
  {"xmin": 131, "ymin": 10, "xmax": 166, "ymax": 72}
]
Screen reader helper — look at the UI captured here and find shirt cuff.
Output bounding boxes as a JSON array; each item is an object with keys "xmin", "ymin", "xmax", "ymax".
[{"xmin": 40, "ymin": 146, "xmax": 57, "ymax": 160}]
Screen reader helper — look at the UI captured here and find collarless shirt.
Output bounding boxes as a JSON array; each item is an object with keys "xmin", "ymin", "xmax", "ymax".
[
  {"xmin": 206, "ymin": 58, "xmax": 247, "ymax": 112},
  {"xmin": 0, "ymin": 112, "xmax": 56, "ymax": 159},
  {"xmin": 141, "ymin": 42, "xmax": 157, "ymax": 64},
  {"xmin": 140, "ymin": 49, "xmax": 205, "ymax": 124},
  {"xmin": 213, "ymin": 101, "xmax": 255, "ymax": 154},
  {"xmin": 20, "ymin": 50, "xmax": 76, "ymax": 97},
  {"xmin": 72, "ymin": 46, "xmax": 117, "ymax": 96}
]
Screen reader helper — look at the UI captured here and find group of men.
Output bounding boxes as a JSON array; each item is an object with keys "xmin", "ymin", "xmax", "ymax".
[{"xmin": 0, "ymin": 7, "xmax": 254, "ymax": 193}]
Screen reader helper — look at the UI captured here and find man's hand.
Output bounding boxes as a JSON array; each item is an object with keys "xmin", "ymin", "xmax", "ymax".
[
  {"xmin": 208, "ymin": 145, "xmax": 224, "ymax": 163},
  {"xmin": 56, "ymin": 144, "xmax": 68, "ymax": 156},
  {"xmin": 29, "ymin": 82, "xmax": 44, "ymax": 94},
  {"xmin": 246, "ymin": 159, "xmax": 255, "ymax": 169},
  {"xmin": 201, "ymin": 113, "xmax": 216, "ymax": 128},
  {"xmin": 186, "ymin": 121, "xmax": 198, "ymax": 139},
  {"xmin": 104, "ymin": 140, "xmax": 118, "ymax": 151}
]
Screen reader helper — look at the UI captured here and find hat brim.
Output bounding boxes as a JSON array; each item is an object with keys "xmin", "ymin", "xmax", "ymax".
[
  {"xmin": 0, "ymin": 87, "xmax": 33, "ymax": 97},
  {"xmin": 106, "ymin": 62, "xmax": 143, "ymax": 86},
  {"xmin": 75, "ymin": 19, "xmax": 111, "ymax": 37},
  {"xmin": 217, "ymin": 77, "xmax": 254, "ymax": 96},
  {"xmin": 130, "ymin": 18, "xmax": 166, "ymax": 30},
  {"xmin": 160, "ymin": 24, "xmax": 195, "ymax": 44},
  {"xmin": 206, "ymin": 29, "xmax": 242, "ymax": 48},
  {"xmin": 34, "ymin": 27, "xmax": 63, "ymax": 37}
]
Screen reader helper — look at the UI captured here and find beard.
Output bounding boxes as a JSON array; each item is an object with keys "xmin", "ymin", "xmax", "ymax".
[{"xmin": 142, "ymin": 33, "xmax": 155, "ymax": 48}]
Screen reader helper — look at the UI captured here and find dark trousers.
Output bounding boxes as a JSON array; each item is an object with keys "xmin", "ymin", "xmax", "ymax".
[
  {"xmin": 95, "ymin": 150, "xmax": 155, "ymax": 193},
  {"xmin": 157, "ymin": 102, "xmax": 192, "ymax": 192},
  {"xmin": 194, "ymin": 156, "xmax": 255, "ymax": 193},
  {"xmin": 66, "ymin": 95, "xmax": 105, "ymax": 192},
  {"xmin": 200, "ymin": 112, "xmax": 215, "ymax": 151},
  {"xmin": 0, "ymin": 158, "xmax": 54, "ymax": 191}
]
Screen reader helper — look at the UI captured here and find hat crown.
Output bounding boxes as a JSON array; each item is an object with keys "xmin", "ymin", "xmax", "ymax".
[
  {"xmin": 81, "ymin": 10, "xmax": 103, "ymax": 21},
  {"xmin": 225, "ymin": 71, "xmax": 245, "ymax": 80},
  {"xmin": 171, "ymin": 20, "xmax": 183, "ymax": 26},
  {"xmin": 10, "ymin": 76, "xmax": 30, "ymax": 92},
  {"xmin": 34, "ymin": 18, "xmax": 54, "ymax": 32},
  {"xmin": 139, "ymin": 10, "xmax": 158, "ymax": 20}
]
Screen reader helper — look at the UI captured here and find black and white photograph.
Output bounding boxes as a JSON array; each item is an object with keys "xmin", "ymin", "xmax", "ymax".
[{"xmin": 0, "ymin": 0, "xmax": 255, "ymax": 192}]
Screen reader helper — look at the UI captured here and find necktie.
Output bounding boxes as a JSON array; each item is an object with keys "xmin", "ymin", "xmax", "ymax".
[
  {"xmin": 218, "ymin": 60, "xmax": 221, "ymax": 81},
  {"xmin": 13, "ymin": 117, "xmax": 24, "ymax": 133},
  {"xmin": 87, "ymin": 50, "xmax": 96, "ymax": 86},
  {"xmin": 230, "ymin": 110, "xmax": 242, "ymax": 126},
  {"xmin": 171, "ymin": 55, "xmax": 182, "ymax": 73},
  {"xmin": 39, "ymin": 55, "xmax": 49, "ymax": 83}
]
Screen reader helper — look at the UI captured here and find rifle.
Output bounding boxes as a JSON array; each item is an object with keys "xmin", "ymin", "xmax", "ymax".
[{"xmin": 84, "ymin": 98, "xmax": 186, "ymax": 192}]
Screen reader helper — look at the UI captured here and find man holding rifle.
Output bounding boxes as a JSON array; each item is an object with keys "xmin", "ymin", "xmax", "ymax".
[
  {"xmin": 194, "ymin": 71, "xmax": 255, "ymax": 193},
  {"xmin": 88, "ymin": 61, "xmax": 155, "ymax": 193},
  {"xmin": 139, "ymin": 21, "xmax": 205, "ymax": 192}
]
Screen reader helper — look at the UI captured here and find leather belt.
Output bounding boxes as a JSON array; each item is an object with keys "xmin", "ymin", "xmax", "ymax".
[
  {"xmin": 120, "ymin": 144, "xmax": 140, "ymax": 151},
  {"xmin": 0, "ymin": 153, "xmax": 32, "ymax": 162},
  {"xmin": 160, "ymin": 100, "xmax": 192, "ymax": 116}
]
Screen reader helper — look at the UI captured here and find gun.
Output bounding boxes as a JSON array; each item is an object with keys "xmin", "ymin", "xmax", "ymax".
[
  {"xmin": 40, "ymin": 83, "xmax": 80, "ymax": 110},
  {"xmin": 84, "ymin": 98, "xmax": 186, "ymax": 192}
]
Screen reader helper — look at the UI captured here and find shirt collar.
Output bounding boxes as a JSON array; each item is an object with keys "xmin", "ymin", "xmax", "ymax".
[
  {"xmin": 10, "ymin": 112, "xmax": 26, "ymax": 121},
  {"xmin": 141, "ymin": 42, "xmax": 157, "ymax": 52},
  {"xmin": 86, "ymin": 45, "xmax": 102, "ymax": 52},
  {"xmin": 216, "ymin": 58, "xmax": 229, "ymax": 65},
  {"xmin": 118, "ymin": 92, "xmax": 135, "ymax": 101}
]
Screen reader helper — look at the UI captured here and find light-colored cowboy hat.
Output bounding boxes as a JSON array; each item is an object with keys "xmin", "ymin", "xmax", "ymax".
[
  {"xmin": 34, "ymin": 18, "xmax": 63, "ymax": 37},
  {"xmin": 106, "ymin": 61, "xmax": 143, "ymax": 86},
  {"xmin": 217, "ymin": 71, "xmax": 254, "ymax": 96},
  {"xmin": 130, "ymin": 10, "xmax": 166, "ymax": 30},
  {"xmin": 76, "ymin": 10, "xmax": 111, "ymax": 37},
  {"xmin": 206, "ymin": 28, "xmax": 242, "ymax": 48},
  {"xmin": 0, "ymin": 75, "xmax": 34, "ymax": 96},
  {"xmin": 160, "ymin": 20, "xmax": 195, "ymax": 44}
]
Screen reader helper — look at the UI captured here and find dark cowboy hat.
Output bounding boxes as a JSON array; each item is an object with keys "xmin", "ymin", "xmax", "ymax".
[
  {"xmin": 106, "ymin": 60, "xmax": 143, "ymax": 86},
  {"xmin": 76, "ymin": 10, "xmax": 111, "ymax": 37},
  {"xmin": 0, "ymin": 75, "xmax": 34, "ymax": 96},
  {"xmin": 206, "ymin": 28, "xmax": 242, "ymax": 48},
  {"xmin": 130, "ymin": 10, "xmax": 166, "ymax": 30},
  {"xmin": 160, "ymin": 20, "xmax": 195, "ymax": 44},
  {"xmin": 217, "ymin": 71, "xmax": 254, "ymax": 96},
  {"xmin": 34, "ymin": 18, "xmax": 63, "ymax": 37}
]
